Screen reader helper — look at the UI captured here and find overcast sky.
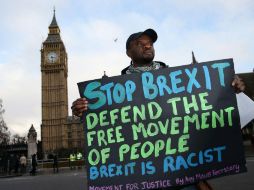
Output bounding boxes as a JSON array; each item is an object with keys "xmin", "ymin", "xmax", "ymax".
[{"xmin": 0, "ymin": 0, "xmax": 253, "ymax": 139}]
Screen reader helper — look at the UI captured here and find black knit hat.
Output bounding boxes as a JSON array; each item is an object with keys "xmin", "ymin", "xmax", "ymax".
[{"xmin": 126, "ymin": 28, "xmax": 157, "ymax": 50}]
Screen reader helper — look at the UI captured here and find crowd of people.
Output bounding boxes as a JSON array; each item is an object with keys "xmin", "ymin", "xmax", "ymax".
[
  {"xmin": 69, "ymin": 152, "xmax": 83, "ymax": 170},
  {"xmin": 0, "ymin": 151, "xmax": 85, "ymax": 176},
  {"xmin": 0, "ymin": 153, "xmax": 28, "ymax": 175}
]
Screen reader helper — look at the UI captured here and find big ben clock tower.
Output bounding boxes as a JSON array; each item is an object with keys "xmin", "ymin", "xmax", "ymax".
[{"xmin": 41, "ymin": 10, "xmax": 68, "ymax": 153}]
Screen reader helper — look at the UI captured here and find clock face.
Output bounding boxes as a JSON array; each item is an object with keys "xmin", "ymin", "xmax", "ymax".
[{"xmin": 47, "ymin": 52, "xmax": 58, "ymax": 63}]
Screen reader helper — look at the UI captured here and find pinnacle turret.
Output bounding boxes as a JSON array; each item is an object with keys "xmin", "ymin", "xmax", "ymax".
[
  {"xmin": 44, "ymin": 8, "xmax": 62, "ymax": 43},
  {"xmin": 49, "ymin": 8, "xmax": 58, "ymax": 28}
]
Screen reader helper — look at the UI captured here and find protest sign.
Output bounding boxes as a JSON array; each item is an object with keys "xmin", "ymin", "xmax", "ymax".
[{"xmin": 78, "ymin": 59, "xmax": 246, "ymax": 190}]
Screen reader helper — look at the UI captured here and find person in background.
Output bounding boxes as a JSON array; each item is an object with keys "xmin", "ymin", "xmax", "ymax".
[
  {"xmin": 14, "ymin": 155, "xmax": 20, "ymax": 174},
  {"xmin": 69, "ymin": 153, "xmax": 76, "ymax": 170},
  {"xmin": 76, "ymin": 152, "xmax": 83, "ymax": 169},
  {"xmin": 8, "ymin": 154, "xmax": 15, "ymax": 175},
  {"xmin": 53, "ymin": 153, "xmax": 59, "ymax": 173},
  {"xmin": 30, "ymin": 154, "xmax": 37, "ymax": 175},
  {"xmin": 20, "ymin": 154, "xmax": 27, "ymax": 174}
]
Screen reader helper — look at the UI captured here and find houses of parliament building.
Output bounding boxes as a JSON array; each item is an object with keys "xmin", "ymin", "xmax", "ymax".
[{"xmin": 40, "ymin": 11, "xmax": 84, "ymax": 154}]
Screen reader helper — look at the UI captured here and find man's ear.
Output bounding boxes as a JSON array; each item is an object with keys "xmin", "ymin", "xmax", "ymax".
[{"xmin": 126, "ymin": 49, "xmax": 131, "ymax": 58}]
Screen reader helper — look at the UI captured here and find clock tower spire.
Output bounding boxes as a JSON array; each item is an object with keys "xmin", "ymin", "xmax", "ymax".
[
  {"xmin": 45, "ymin": 9, "xmax": 62, "ymax": 43},
  {"xmin": 40, "ymin": 10, "xmax": 68, "ymax": 153},
  {"xmin": 48, "ymin": 8, "xmax": 60, "ymax": 34}
]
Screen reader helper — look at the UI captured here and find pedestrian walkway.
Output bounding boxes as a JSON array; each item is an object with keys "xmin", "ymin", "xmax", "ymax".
[
  {"xmin": 0, "ymin": 173, "xmax": 22, "ymax": 179},
  {"xmin": 38, "ymin": 166, "xmax": 86, "ymax": 175},
  {"xmin": 0, "ymin": 166, "xmax": 86, "ymax": 178}
]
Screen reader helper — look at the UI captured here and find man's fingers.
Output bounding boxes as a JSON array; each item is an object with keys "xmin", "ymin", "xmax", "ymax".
[
  {"xmin": 72, "ymin": 99, "xmax": 88, "ymax": 108},
  {"xmin": 232, "ymin": 75, "xmax": 245, "ymax": 93},
  {"xmin": 72, "ymin": 104, "xmax": 88, "ymax": 112},
  {"xmin": 71, "ymin": 98, "xmax": 89, "ymax": 117},
  {"xmin": 240, "ymin": 84, "xmax": 245, "ymax": 91},
  {"xmin": 231, "ymin": 75, "xmax": 239, "ymax": 86},
  {"xmin": 72, "ymin": 98, "xmax": 87, "ymax": 106}
]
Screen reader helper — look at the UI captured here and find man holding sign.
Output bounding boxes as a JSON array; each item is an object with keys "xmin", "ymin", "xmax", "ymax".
[
  {"xmin": 72, "ymin": 28, "xmax": 244, "ymax": 115},
  {"xmin": 72, "ymin": 29, "xmax": 245, "ymax": 190}
]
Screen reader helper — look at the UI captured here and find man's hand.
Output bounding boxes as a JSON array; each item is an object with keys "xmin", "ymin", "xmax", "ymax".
[
  {"xmin": 196, "ymin": 181, "xmax": 213, "ymax": 190},
  {"xmin": 71, "ymin": 98, "xmax": 88, "ymax": 117},
  {"xmin": 232, "ymin": 75, "xmax": 245, "ymax": 93}
]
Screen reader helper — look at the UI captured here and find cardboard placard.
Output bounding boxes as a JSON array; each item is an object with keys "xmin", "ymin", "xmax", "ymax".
[{"xmin": 78, "ymin": 59, "xmax": 246, "ymax": 190}]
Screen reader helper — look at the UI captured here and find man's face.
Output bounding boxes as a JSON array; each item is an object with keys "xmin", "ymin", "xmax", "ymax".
[{"xmin": 127, "ymin": 34, "xmax": 155, "ymax": 64}]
